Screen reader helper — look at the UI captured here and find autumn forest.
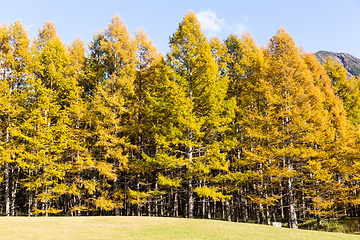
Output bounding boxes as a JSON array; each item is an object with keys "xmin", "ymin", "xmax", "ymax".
[{"xmin": 1, "ymin": 11, "xmax": 360, "ymax": 230}]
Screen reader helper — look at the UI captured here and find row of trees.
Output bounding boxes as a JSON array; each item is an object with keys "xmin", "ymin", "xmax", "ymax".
[{"xmin": 1, "ymin": 11, "xmax": 359, "ymax": 229}]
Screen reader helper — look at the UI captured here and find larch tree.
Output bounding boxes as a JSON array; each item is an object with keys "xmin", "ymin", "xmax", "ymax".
[
  {"xmin": 85, "ymin": 15, "xmax": 136, "ymax": 215},
  {"xmin": 230, "ymin": 33, "xmax": 288, "ymax": 225},
  {"xmin": 323, "ymin": 57, "xmax": 360, "ymax": 127},
  {"xmin": 127, "ymin": 29, "xmax": 162, "ymax": 215},
  {"xmin": 301, "ymin": 53, "xmax": 349, "ymax": 226},
  {"xmin": 23, "ymin": 22, "xmax": 73, "ymax": 216},
  {"xmin": 0, "ymin": 21, "xmax": 31, "ymax": 216},
  {"xmin": 263, "ymin": 29, "xmax": 332, "ymax": 228},
  {"xmin": 320, "ymin": 56, "xmax": 360, "ymax": 220},
  {"xmin": 65, "ymin": 37, "xmax": 89, "ymax": 216},
  {"xmin": 224, "ymin": 32, "xmax": 273, "ymax": 224},
  {"xmin": 153, "ymin": 11, "xmax": 235, "ymax": 218}
]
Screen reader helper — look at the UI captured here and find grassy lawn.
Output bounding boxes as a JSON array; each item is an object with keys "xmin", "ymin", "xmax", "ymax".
[{"xmin": 0, "ymin": 216, "xmax": 359, "ymax": 240}]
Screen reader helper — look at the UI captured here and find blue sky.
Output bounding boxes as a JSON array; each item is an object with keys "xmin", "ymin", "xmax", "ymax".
[{"xmin": 1, "ymin": 0, "xmax": 360, "ymax": 57}]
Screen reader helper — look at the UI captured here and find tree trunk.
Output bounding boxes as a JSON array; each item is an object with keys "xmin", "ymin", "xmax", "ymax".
[
  {"xmin": 301, "ymin": 181, "xmax": 306, "ymax": 218},
  {"xmin": 155, "ymin": 182, "xmax": 158, "ymax": 217},
  {"xmin": 202, "ymin": 197, "xmax": 206, "ymax": 219},
  {"xmin": 5, "ymin": 112, "xmax": 11, "ymax": 217},
  {"xmin": 173, "ymin": 191, "xmax": 178, "ymax": 217},
  {"xmin": 11, "ymin": 165, "xmax": 20, "ymax": 216},
  {"xmin": 114, "ymin": 176, "xmax": 119, "ymax": 216},
  {"xmin": 279, "ymin": 182, "xmax": 285, "ymax": 219},
  {"xmin": 207, "ymin": 198, "xmax": 211, "ymax": 219},
  {"xmin": 4, "ymin": 161, "xmax": 10, "ymax": 217},
  {"xmin": 241, "ymin": 188, "xmax": 248, "ymax": 222},
  {"xmin": 226, "ymin": 198, "xmax": 231, "ymax": 222},
  {"xmin": 317, "ymin": 214, "xmax": 322, "ymax": 228},
  {"xmin": 288, "ymin": 177, "xmax": 298, "ymax": 229},
  {"xmin": 160, "ymin": 194, "xmax": 164, "ymax": 217},
  {"xmin": 135, "ymin": 172, "xmax": 140, "ymax": 216},
  {"xmin": 188, "ymin": 179, "xmax": 194, "ymax": 218}
]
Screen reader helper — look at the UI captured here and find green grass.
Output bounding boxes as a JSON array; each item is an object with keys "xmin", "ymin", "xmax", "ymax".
[{"xmin": 0, "ymin": 216, "xmax": 359, "ymax": 240}]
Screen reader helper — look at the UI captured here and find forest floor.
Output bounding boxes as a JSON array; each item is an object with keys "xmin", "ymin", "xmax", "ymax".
[{"xmin": 0, "ymin": 216, "xmax": 359, "ymax": 239}]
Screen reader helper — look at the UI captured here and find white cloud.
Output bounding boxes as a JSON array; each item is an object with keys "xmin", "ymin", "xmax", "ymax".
[
  {"xmin": 196, "ymin": 9, "xmax": 246, "ymax": 38},
  {"xmin": 196, "ymin": 9, "xmax": 226, "ymax": 37},
  {"xmin": 233, "ymin": 23, "xmax": 246, "ymax": 36}
]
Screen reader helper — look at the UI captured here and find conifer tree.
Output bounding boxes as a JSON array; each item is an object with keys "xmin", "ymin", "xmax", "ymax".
[
  {"xmin": 224, "ymin": 33, "xmax": 271, "ymax": 223},
  {"xmin": 21, "ymin": 22, "xmax": 73, "ymax": 216},
  {"xmin": 301, "ymin": 53, "xmax": 349, "ymax": 225},
  {"xmin": 85, "ymin": 15, "xmax": 136, "ymax": 215},
  {"xmin": 149, "ymin": 11, "xmax": 235, "ymax": 218},
  {"xmin": 0, "ymin": 21, "xmax": 31, "ymax": 216},
  {"xmin": 63, "ymin": 37, "xmax": 91, "ymax": 215},
  {"xmin": 319, "ymin": 57, "xmax": 360, "ymax": 220},
  {"xmin": 323, "ymin": 57, "xmax": 360, "ymax": 126},
  {"xmin": 127, "ymin": 29, "xmax": 162, "ymax": 215},
  {"xmin": 262, "ymin": 29, "xmax": 332, "ymax": 228}
]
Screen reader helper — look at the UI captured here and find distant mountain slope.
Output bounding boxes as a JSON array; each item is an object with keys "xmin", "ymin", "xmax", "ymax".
[{"xmin": 315, "ymin": 51, "xmax": 360, "ymax": 79}]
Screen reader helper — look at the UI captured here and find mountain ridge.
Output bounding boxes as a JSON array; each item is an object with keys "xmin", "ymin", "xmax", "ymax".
[{"xmin": 315, "ymin": 51, "xmax": 360, "ymax": 78}]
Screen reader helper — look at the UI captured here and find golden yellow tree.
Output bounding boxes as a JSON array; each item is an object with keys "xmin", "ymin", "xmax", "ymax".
[{"xmin": 263, "ymin": 29, "xmax": 333, "ymax": 228}]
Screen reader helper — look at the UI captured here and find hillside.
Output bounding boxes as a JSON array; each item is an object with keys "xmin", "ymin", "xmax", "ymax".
[{"xmin": 315, "ymin": 51, "xmax": 360, "ymax": 78}]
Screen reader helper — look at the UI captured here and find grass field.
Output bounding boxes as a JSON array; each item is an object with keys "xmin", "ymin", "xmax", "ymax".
[{"xmin": 0, "ymin": 216, "xmax": 359, "ymax": 240}]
